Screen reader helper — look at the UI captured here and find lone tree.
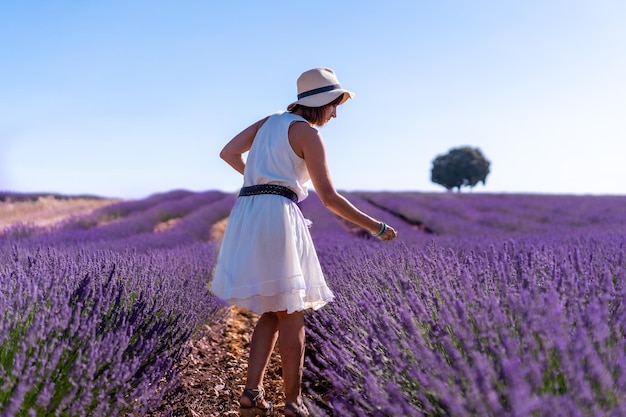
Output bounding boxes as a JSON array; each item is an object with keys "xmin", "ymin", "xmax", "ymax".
[{"xmin": 431, "ymin": 146, "xmax": 490, "ymax": 191}]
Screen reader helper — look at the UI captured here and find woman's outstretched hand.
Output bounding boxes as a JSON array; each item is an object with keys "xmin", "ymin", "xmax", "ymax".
[
  {"xmin": 372, "ymin": 222, "xmax": 397, "ymax": 241},
  {"xmin": 380, "ymin": 225, "xmax": 397, "ymax": 241}
]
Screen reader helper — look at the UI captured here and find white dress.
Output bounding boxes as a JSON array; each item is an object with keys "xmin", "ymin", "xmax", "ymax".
[{"xmin": 210, "ymin": 111, "xmax": 334, "ymax": 314}]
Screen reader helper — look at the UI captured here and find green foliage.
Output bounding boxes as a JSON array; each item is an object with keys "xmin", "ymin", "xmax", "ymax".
[{"xmin": 431, "ymin": 146, "xmax": 490, "ymax": 191}]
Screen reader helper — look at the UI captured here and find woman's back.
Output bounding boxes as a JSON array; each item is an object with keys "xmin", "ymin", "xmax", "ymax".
[{"xmin": 243, "ymin": 112, "xmax": 310, "ymax": 202}]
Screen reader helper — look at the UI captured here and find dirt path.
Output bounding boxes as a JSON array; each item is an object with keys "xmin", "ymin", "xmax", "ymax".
[
  {"xmin": 0, "ymin": 196, "xmax": 118, "ymax": 231},
  {"xmin": 153, "ymin": 216, "xmax": 286, "ymax": 416},
  {"xmin": 153, "ymin": 216, "xmax": 289, "ymax": 416},
  {"xmin": 150, "ymin": 306, "xmax": 285, "ymax": 416}
]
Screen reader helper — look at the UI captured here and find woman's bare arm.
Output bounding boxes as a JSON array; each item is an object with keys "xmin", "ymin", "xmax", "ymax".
[
  {"xmin": 290, "ymin": 122, "xmax": 396, "ymax": 239},
  {"xmin": 220, "ymin": 117, "xmax": 269, "ymax": 175}
]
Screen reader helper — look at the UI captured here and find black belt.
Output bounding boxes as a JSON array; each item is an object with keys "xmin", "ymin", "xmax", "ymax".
[{"xmin": 239, "ymin": 184, "xmax": 298, "ymax": 203}]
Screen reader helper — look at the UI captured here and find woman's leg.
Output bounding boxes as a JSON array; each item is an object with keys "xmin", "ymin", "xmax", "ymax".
[
  {"xmin": 276, "ymin": 310, "xmax": 305, "ymax": 405},
  {"xmin": 241, "ymin": 312, "xmax": 279, "ymax": 407}
]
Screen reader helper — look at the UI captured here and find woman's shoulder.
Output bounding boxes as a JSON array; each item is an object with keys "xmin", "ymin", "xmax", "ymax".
[
  {"xmin": 289, "ymin": 119, "xmax": 318, "ymax": 138},
  {"xmin": 260, "ymin": 111, "xmax": 308, "ymax": 132},
  {"xmin": 268, "ymin": 111, "xmax": 307, "ymax": 123}
]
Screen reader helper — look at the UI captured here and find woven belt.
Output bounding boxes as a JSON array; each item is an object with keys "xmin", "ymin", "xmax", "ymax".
[{"xmin": 239, "ymin": 184, "xmax": 298, "ymax": 203}]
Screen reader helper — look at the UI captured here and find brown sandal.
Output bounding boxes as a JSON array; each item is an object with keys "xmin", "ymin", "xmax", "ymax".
[
  {"xmin": 284, "ymin": 399, "xmax": 309, "ymax": 417},
  {"xmin": 238, "ymin": 388, "xmax": 273, "ymax": 416}
]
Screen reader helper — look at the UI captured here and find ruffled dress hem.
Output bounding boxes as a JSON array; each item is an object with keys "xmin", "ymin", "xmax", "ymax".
[{"xmin": 223, "ymin": 292, "xmax": 334, "ymax": 315}]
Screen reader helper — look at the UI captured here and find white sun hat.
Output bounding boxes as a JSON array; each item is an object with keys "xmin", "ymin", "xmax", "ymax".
[{"xmin": 287, "ymin": 67, "xmax": 355, "ymax": 111}]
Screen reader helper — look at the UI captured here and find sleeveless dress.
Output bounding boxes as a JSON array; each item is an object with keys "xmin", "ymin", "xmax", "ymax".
[{"xmin": 210, "ymin": 111, "xmax": 334, "ymax": 314}]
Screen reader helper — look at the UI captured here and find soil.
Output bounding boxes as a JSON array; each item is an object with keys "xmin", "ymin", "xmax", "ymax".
[
  {"xmin": 0, "ymin": 196, "xmax": 118, "ymax": 231},
  {"xmin": 150, "ymin": 306, "xmax": 287, "ymax": 417}
]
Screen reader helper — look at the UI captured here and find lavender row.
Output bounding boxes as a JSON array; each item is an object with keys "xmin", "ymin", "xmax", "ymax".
[
  {"xmin": 0, "ymin": 243, "xmax": 225, "ymax": 416},
  {"xmin": 304, "ymin": 237, "xmax": 626, "ymax": 416},
  {"xmin": 0, "ymin": 192, "xmax": 105, "ymax": 203},
  {"xmin": 57, "ymin": 190, "xmax": 229, "ymax": 239},
  {"xmin": 0, "ymin": 191, "xmax": 337, "ymax": 415},
  {"xmin": 1, "ymin": 191, "xmax": 236, "ymax": 251},
  {"xmin": 3, "ymin": 189, "xmax": 625, "ymax": 416},
  {"xmin": 297, "ymin": 192, "xmax": 436, "ymax": 249},
  {"xmin": 0, "ymin": 190, "xmax": 231, "ymax": 415},
  {"xmin": 353, "ymin": 192, "xmax": 626, "ymax": 239}
]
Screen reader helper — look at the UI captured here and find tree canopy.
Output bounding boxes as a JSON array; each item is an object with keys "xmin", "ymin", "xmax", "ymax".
[{"xmin": 431, "ymin": 146, "xmax": 490, "ymax": 191}]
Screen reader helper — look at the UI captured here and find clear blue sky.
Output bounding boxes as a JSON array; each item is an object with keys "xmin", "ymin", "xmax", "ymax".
[{"xmin": 2, "ymin": 1, "xmax": 625, "ymax": 199}]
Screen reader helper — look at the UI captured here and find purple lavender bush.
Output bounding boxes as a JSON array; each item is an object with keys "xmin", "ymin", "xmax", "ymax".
[
  {"xmin": 1, "ymin": 191, "xmax": 236, "ymax": 251},
  {"xmin": 0, "ymin": 190, "xmax": 233, "ymax": 416},
  {"xmin": 3, "ymin": 189, "xmax": 626, "ymax": 416},
  {"xmin": 355, "ymin": 191, "xmax": 626, "ymax": 240},
  {"xmin": 302, "ymin": 194, "xmax": 626, "ymax": 416},
  {"xmin": 0, "ymin": 243, "xmax": 225, "ymax": 416},
  {"xmin": 56, "ymin": 190, "xmax": 231, "ymax": 241}
]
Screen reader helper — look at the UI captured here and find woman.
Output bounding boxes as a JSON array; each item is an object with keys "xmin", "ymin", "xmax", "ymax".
[{"xmin": 211, "ymin": 67, "xmax": 397, "ymax": 417}]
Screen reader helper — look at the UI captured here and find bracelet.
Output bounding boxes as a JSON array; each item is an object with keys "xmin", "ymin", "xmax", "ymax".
[{"xmin": 373, "ymin": 222, "xmax": 387, "ymax": 237}]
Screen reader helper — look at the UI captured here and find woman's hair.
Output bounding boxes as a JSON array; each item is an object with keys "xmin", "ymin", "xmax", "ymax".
[{"xmin": 289, "ymin": 94, "xmax": 346, "ymax": 126}]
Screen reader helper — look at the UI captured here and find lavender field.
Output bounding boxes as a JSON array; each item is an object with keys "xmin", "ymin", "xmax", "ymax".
[{"xmin": 1, "ymin": 190, "xmax": 625, "ymax": 416}]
